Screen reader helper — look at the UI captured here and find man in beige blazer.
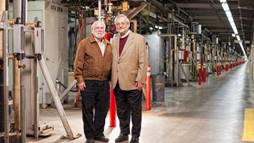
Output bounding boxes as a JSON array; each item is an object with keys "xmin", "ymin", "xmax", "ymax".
[{"xmin": 111, "ymin": 14, "xmax": 148, "ymax": 143}]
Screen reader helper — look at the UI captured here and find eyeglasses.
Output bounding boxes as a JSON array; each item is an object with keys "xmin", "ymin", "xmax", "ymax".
[{"xmin": 115, "ymin": 22, "xmax": 128, "ymax": 26}]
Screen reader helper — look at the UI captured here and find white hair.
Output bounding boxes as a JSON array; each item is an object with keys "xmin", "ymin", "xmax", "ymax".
[
  {"xmin": 91, "ymin": 20, "xmax": 106, "ymax": 30},
  {"xmin": 114, "ymin": 14, "xmax": 130, "ymax": 24}
]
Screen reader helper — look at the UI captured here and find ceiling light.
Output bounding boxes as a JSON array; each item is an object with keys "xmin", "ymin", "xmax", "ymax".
[
  {"xmin": 220, "ymin": 0, "xmax": 227, "ymax": 3},
  {"xmin": 222, "ymin": 3, "xmax": 230, "ymax": 11},
  {"xmin": 236, "ymin": 35, "xmax": 240, "ymax": 41},
  {"xmin": 220, "ymin": 0, "xmax": 247, "ymax": 59},
  {"xmin": 225, "ymin": 11, "xmax": 233, "ymax": 19}
]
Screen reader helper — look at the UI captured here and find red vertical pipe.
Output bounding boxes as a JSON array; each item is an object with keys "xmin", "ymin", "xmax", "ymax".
[
  {"xmin": 146, "ymin": 65, "xmax": 151, "ymax": 111},
  {"xmin": 198, "ymin": 68, "xmax": 202, "ymax": 85},
  {"xmin": 109, "ymin": 87, "xmax": 116, "ymax": 127},
  {"xmin": 216, "ymin": 65, "xmax": 219, "ymax": 77},
  {"xmin": 202, "ymin": 67, "xmax": 206, "ymax": 82},
  {"xmin": 104, "ymin": 33, "xmax": 116, "ymax": 127}
]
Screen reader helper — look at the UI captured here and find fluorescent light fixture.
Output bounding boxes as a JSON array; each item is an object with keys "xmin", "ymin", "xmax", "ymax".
[
  {"xmin": 239, "ymin": 42, "xmax": 247, "ymax": 60},
  {"xmin": 231, "ymin": 23, "xmax": 238, "ymax": 34},
  {"xmin": 155, "ymin": 25, "xmax": 163, "ymax": 30},
  {"xmin": 220, "ymin": 0, "xmax": 247, "ymax": 59},
  {"xmin": 228, "ymin": 17, "xmax": 234, "ymax": 23},
  {"xmin": 225, "ymin": 11, "xmax": 233, "ymax": 19},
  {"xmin": 220, "ymin": 0, "xmax": 227, "ymax": 2},
  {"xmin": 236, "ymin": 35, "xmax": 240, "ymax": 41},
  {"xmin": 222, "ymin": 3, "xmax": 230, "ymax": 11}
]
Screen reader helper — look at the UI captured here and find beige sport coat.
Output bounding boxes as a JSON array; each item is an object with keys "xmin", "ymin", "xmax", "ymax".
[{"xmin": 111, "ymin": 31, "xmax": 148, "ymax": 90}]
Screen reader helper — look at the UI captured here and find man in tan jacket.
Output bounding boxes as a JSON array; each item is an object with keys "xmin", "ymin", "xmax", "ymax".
[
  {"xmin": 111, "ymin": 14, "xmax": 148, "ymax": 143},
  {"xmin": 74, "ymin": 20, "xmax": 112, "ymax": 143}
]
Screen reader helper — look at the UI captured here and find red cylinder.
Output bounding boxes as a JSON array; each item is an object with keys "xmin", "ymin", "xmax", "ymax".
[
  {"xmin": 198, "ymin": 68, "xmax": 202, "ymax": 85},
  {"xmin": 109, "ymin": 86, "xmax": 116, "ymax": 127},
  {"xmin": 146, "ymin": 65, "xmax": 151, "ymax": 111},
  {"xmin": 216, "ymin": 65, "xmax": 219, "ymax": 77},
  {"xmin": 183, "ymin": 49, "xmax": 189, "ymax": 63},
  {"xmin": 202, "ymin": 67, "xmax": 206, "ymax": 82},
  {"xmin": 220, "ymin": 65, "xmax": 222, "ymax": 75}
]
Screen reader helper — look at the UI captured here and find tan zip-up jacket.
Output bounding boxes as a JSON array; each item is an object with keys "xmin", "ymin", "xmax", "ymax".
[{"xmin": 74, "ymin": 35, "xmax": 112, "ymax": 83}]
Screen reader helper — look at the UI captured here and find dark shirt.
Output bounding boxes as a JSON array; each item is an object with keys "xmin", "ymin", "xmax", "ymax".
[{"xmin": 119, "ymin": 35, "xmax": 129, "ymax": 56}]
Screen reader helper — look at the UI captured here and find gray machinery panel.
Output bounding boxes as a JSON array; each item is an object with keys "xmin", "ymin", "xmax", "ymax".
[{"xmin": 144, "ymin": 32, "xmax": 164, "ymax": 75}]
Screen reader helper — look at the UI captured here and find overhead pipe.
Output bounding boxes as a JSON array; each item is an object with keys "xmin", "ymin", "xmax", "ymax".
[{"xmin": 149, "ymin": 0, "xmax": 190, "ymax": 28}]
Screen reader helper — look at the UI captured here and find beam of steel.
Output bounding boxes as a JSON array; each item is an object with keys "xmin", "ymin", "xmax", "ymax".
[
  {"xmin": 38, "ymin": 57, "xmax": 75, "ymax": 140},
  {"xmin": 193, "ymin": 17, "xmax": 248, "ymax": 22},
  {"xmin": 193, "ymin": 15, "xmax": 221, "ymax": 20},
  {"xmin": 2, "ymin": 11, "xmax": 10, "ymax": 143},
  {"xmin": 176, "ymin": 3, "xmax": 238, "ymax": 9},
  {"xmin": 59, "ymin": 80, "xmax": 77, "ymax": 101},
  {"xmin": 126, "ymin": 2, "xmax": 147, "ymax": 20}
]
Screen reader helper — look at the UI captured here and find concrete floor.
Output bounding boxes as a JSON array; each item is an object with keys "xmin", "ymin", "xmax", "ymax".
[{"xmin": 27, "ymin": 63, "xmax": 253, "ymax": 143}]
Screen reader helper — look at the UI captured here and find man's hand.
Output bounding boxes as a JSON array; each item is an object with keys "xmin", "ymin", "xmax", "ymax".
[
  {"xmin": 77, "ymin": 81, "xmax": 86, "ymax": 91},
  {"xmin": 135, "ymin": 81, "xmax": 144, "ymax": 91}
]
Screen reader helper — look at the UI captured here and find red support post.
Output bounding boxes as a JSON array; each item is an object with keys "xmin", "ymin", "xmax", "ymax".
[
  {"xmin": 146, "ymin": 65, "xmax": 151, "ymax": 111},
  {"xmin": 198, "ymin": 68, "xmax": 202, "ymax": 85},
  {"xmin": 202, "ymin": 67, "xmax": 206, "ymax": 82},
  {"xmin": 109, "ymin": 87, "xmax": 116, "ymax": 127},
  {"xmin": 216, "ymin": 65, "xmax": 219, "ymax": 77},
  {"xmin": 219, "ymin": 65, "xmax": 222, "ymax": 75},
  {"xmin": 104, "ymin": 32, "xmax": 116, "ymax": 127}
]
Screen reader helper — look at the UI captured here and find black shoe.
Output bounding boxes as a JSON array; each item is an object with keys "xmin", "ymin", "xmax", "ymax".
[
  {"xmin": 115, "ymin": 134, "xmax": 128, "ymax": 143},
  {"xmin": 95, "ymin": 135, "xmax": 109, "ymax": 142},
  {"xmin": 86, "ymin": 138, "xmax": 95, "ymax": 143},
  {"xmin": 130, "ymin": 136, "xmax": 139, "ymax": 143}
]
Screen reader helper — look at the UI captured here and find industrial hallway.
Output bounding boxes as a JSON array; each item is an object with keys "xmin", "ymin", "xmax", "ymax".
[{"xmin": 27, "ymin": 63, "xmax": 252, "ymax": 143}]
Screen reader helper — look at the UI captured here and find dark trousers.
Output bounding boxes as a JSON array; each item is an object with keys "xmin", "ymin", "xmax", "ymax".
[
  {"xmin": 114, "ymin": 83, "xmax": 142, "ymax": 137},
  {"xmin": 80, "ymin": 80, "xmax": 110, "ymax": 139}
]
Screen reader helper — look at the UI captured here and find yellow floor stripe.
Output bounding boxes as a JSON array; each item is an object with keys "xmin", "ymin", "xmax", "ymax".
[{"xmin": 242, "ymin": 108, "xmax": 254, "ymax": 141}]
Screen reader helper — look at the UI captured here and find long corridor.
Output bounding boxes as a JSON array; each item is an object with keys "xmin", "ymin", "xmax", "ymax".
[
  {"xmin": 144, "ymin": 63, "xmax": 249, "ymax": 143},
  {"xmin": 28, "ymin": 63, "xmax": 252, "ymax": 143}
]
